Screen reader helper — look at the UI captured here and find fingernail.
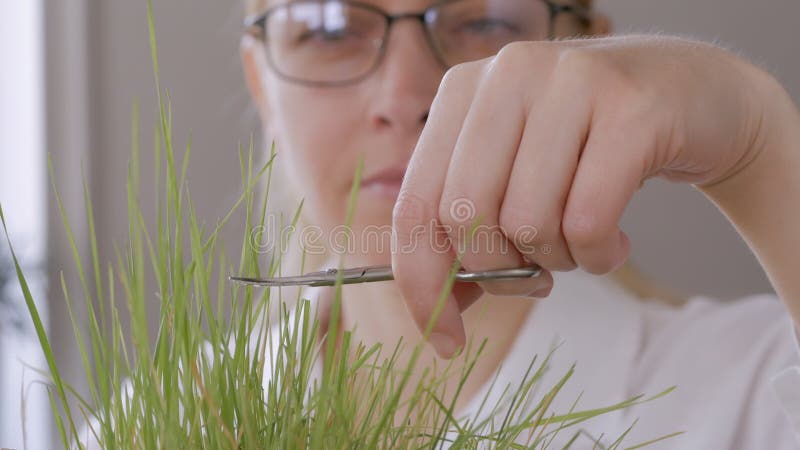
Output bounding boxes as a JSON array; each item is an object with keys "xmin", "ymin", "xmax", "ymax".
[
  {"xmin": 429, "ymin": 332, "xmax": 458, "ymax": 359},
  {"xmin": 529, "ymin": 283, "xmax": 553, "ymax": 298}
]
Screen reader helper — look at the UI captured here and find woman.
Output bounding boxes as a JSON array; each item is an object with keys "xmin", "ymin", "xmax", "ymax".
[{"xmin": 239, "ymin": 0, "xmax": 800, "ymax": 447}]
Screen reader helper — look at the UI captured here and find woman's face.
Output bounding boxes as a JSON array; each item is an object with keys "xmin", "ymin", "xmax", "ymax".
[{"xmin": 241, "ymin": 0, "xmax": 598, "ymax": 265}]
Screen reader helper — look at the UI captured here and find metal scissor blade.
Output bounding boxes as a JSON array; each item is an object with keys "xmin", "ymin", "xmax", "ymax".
[
  {"xmin": 228, "ymin": 274, "xmax": 325, "ymax": 287},
  {"xmin": 229, "ymin": 266, "xmax": 384, "ymax": 287},
  {"xmin": 229, "ymin": 263, "xmax": 541, "ymax": 288}
]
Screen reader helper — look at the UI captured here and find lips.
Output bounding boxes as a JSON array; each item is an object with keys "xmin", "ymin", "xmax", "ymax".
[
  {"xmin": 360, "ymin": 165, "xmax": 407, "ymax": 201},
  {"xmin": 362, "ymin": 165, "xmax": 407, "ymax": 186}
]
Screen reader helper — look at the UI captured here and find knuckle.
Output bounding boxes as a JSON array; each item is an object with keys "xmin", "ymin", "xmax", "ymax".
[
  {"xmin": 562, "ymin": 210, "xmax": 606, "ymax": 250},
  {"xmin": 438, "ymin": 192, "xmax": 481, "ymax": 229},
  {"xmin": 498, "ymin": 205, "xmax": 544, "ymax": 243},
  {"xmin": 393, "ymin": 190, "xmax": 434, "ymax": 231},
  {"xmin": 555, "ymin": 48, "xmax": 638, "ymax": 97},
  {"xmin": 556, "ymin": 49, "xmax": 620, "ymax": 97},
  {"xmin": 498, "ymin": 203, "xmax": 579, "ymax": 271},
  {"xmin": 556, "ymin": 47, "xmax": 602, "ymax": 76},
  {"xmin": 615, "ymin": 78, "xmax": 657, "ymax": 119},
  {"xmin": 493, "ymin": 42, "xmax": 526, "ymax": 71},
  {"xmin": 496, "ymin": 40, "xmax": 549, "ymax": 63},
  {"xmin": 437, "ymin": 194, "xmax": 460, "ymax": 228},
  {"xmin": 556, "ymin": 46, "xmax": 591, "ymax": 66},
  {"xmin": 579, "ymin": 58, "xmax": 654, "ymax": 115},
  {"xmin": 492, "ymin": 40, "xmax": 552, "ymax": 78},
  {"xmin": 440, "ymin": 60, "xmax": 481, "ymax": 91}
]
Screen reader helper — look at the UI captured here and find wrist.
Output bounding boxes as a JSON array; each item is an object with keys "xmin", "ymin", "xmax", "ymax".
[
  {"xmin": 696, "ymin": 62, "xmax": 799, "ymax": 211},
  {"xmin": 696, "ymin": 66, "xmax": 800, "ymax": 318}
]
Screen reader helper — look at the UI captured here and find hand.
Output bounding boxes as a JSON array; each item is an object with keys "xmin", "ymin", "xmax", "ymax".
[{"xmin": 391, "ymin": 35, "xmax": 778, "ymax": 359}]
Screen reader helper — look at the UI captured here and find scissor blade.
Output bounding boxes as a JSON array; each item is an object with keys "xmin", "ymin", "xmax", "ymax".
[
  {"xmin": 229, "ymin": 266, "xmax": 385, "ymax": 288},
  {"xmin": 228, "ymin": 275, "xmax": 319, "ymax": 287},
  {"xmin": 229, "ymin": 263, "xmax": 541, "ymax": 288}
]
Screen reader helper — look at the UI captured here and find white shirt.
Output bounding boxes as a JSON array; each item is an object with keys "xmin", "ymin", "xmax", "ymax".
[{"xmin": 283, "ymin": 269, "xmax": 800, "ymax": 449}]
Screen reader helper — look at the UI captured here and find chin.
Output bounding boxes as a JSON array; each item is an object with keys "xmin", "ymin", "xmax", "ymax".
[
  {"xmin": 316, "ymin": 192, "xmax": 396, "ymax": 264},
  {"xmin": 344, "ymin": 213, "xmax": 394, "ymax": 265}
]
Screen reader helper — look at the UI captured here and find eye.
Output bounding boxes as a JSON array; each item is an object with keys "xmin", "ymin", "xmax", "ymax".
[
  {"xmin": 299, "ymin": 26, "xmax": 354, "ymax": 43},
  {"xmin": 459, "ymin": 18, "xmax": 520, "ymax": 35}
]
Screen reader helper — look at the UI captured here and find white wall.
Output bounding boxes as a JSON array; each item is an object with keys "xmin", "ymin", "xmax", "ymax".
[{"xmin": 1, "ymin": 0, "xmax": 49, "ymax": 448}]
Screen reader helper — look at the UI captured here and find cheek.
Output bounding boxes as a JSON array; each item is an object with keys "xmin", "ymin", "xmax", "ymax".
[{"xmin": 269, "ymin": 85, "xmax": 365, "ymax": 227}]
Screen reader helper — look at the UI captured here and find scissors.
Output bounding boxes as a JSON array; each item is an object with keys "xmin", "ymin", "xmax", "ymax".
[{"xmin": 230, "ymin": 263, "xmax": 542, "ymax": 288}]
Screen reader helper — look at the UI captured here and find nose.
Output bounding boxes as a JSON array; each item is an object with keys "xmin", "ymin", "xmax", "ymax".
[{"xmin": 367, "ymin": 19, "xmax": 445, "ymax": 137}]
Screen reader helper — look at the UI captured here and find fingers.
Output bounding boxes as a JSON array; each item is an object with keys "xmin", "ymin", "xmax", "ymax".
[
  {"xmin": 562, "ymin": 115, "xmax": 648, "ymax": 274},
  {"xmin": 392, "ymin": 62, "xmax": 483, "ymax": 359},
  {"xmin": 502, "ymin": 46, "xmax": 645, "ymax": 277},
  {"xmin": 439, "ymin": 47, "xmax": 551, "ymax": 298},
  {"xmin": 501, "ymin": 58, "xmax": 594, "ymax": 273},
  {"xmin": 393, "ymin": 43, "xmax": 653, "ymax": 360}
]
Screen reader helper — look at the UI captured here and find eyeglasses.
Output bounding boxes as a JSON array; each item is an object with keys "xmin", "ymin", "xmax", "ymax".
[{"xmin": 245, "ymin": 0, "xmax": 590, "ymax": 87}]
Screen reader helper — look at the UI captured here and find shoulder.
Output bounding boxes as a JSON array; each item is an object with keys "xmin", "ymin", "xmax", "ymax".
[
  {"xmin": 634, "ymin": 292, "xmax": 797, "ymax": 374},
  {"xmin": 624, "ymin": 292, "xmax": 800, "ymax": 448}
]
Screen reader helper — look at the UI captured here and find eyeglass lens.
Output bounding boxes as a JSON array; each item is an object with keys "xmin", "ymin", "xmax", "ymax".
[{"xmin": 263, "ymin": 0, "xmax": 552, "ymax": 85}]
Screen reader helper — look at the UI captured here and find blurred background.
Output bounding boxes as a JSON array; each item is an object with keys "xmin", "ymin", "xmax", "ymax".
[{"xmin": 1, "ymin": 0, "xmax": 799, "ymax": 448}]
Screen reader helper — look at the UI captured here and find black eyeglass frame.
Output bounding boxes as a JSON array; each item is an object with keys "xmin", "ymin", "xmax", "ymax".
[{"xmin": 244, "ymin": 0, "xmax": 592, "ymax": 87}]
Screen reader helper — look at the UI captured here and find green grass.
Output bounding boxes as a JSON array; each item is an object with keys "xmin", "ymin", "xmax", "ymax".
[{"xmin": 0, "ymin": 1, "xmax": 681, "ymax": 448}]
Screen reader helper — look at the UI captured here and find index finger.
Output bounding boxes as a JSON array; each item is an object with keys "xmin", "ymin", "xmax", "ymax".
[{"xmin": 392, "ymin": 63, "xmax": 483, "ymax": 359}]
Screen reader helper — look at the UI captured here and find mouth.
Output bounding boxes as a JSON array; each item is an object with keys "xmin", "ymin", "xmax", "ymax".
[{"xmin": 360, "ymin": 165, "xmax": 407, "ymax": 202}]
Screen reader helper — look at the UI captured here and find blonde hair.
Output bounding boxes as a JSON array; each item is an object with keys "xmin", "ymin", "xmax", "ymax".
[{"xmin": 246, "ymin": 0, "xmax": 265, "ymax": 16}]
